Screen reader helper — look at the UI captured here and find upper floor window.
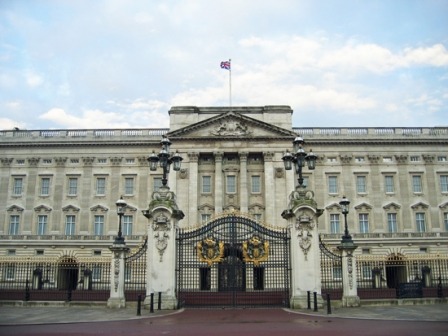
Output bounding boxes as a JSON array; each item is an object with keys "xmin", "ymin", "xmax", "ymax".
[
  {"xmin": 42, "ymin": 159, "xmax": 52, "ymax": 164},
  {"xmin": 16, "ymin": 159, "xmax": 25, "ymax": 165},
  {"xmin": 412, "ymin": 175, "xmax": 422, "ymax": 193},
  {"xmin": 356, "ymin": 176, "xmax": 367, "ymax": 193},
  {"xmin": 70, "ymin": 158, "xmax": 79, "ymax": 164},
  {"xmin": 330, "ymin": 214, "xmax": 340, "ymax": 234},
  {"xmin": 387, "ymin": 213, "xmax": 397, "ymax": 233},
  {"xmin": 385, "ymin": 175, "xmax": 395, "ymax": 193},
  {"xmin": 251, "ymin": 175, "xmax": 261, "ymax": 193},
  {"xmin": 126, "ymin": 158, "xmax": 135, "ymax": 164},
  {"xmin": 65, "ymin": 215, "xmax": 76, "ymax": 235},
  {"xmin": 438, "ymin": 156, "xmax": 447, "ymax": 162},
  {"xmin": 226, "ymin": 175, "xmax": 236, "ymax": 193},
  {"xmin": 328, "ymin": 176, "xmax": 338, "ymax": 194},
  {"xmin": 40, "ymin": 177, "xmax": 51, "ymax": 196},
  {"xmin": 440, "ymin": 175, "xmax": 448, "ymax": 193},
  {"xmin": 124, "ymin": 177, "xmax": 134, "ymax": 195},
  {"xmin": 13, "ymin": 177, "xmax": 23, "ymax": 196},
  {"xmin": 123, "ymin": 215, "xmax": 133, "ymax": 235},
  {"xmin": 98, "ymin": 158, "xmax": 107, "ymax": 164},
  {"xmin": 202, "ymin": 176, "xmax": 212, "ymax": 193},
  {"xmin": 153, "ymin": 177, "xmax": 162, "ymax": 191},
  {"xmin": 327, "ymin": 157, "xmax": 337, "ymax": 163},
  {"xmin": 410, "ymin": 156, "xmax": 420, "ymax": 162},
  {"xmin": 383, "ymin": 156, "xmax": 392, "ymax": 162},
  {"xmin": 96, "ymin": 177, "xmax": 106, "ymax": 195},
  {"xmin": 201, "ymin": 214, "xmax": 211, "ymax": 224},
  {"xmin": 9, "ymin": 215, "xmax": 20, "ymax": 235},
  {"xmin": 355, "ymin": 157, "xmax": 365, "ymax": 163},
  {"xmin": 37, "ymin": 215, "xmax": 47, "ymax": 235},
  {"xmin": 359, "ymin": 214, "xmax": 369, "ymax": 233},
  {"xmin": 94, "ymin": 215, "xmax": 104, "ymax": 235},
  {"xmin": 68, "ymin": 177, "xmax": 78, "ymax": 196},
  {"xmin": 415, "ymin": 212, "xmax": 426, "ymax": 232},
  {"xmin": 444, "ymin": 212, "xmax": 448, "ymax": 231}
]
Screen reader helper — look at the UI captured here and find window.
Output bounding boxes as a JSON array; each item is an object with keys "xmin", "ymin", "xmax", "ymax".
[
  {"xmin": 328, "ymin": 176, "xmax": 338, "ymax": 194},
  {"xmin": 4, "ymin": 265, "xmax": 16, "ymax": 281},
  {"xmin": 440, "ymin": 175, "xmax": 448, "ymax": 193},
  {"xmin": 124, "ymin": 177, "xmax": 134, "ymax": 195},
  {"xmin": 416, "ymin": 213, "xmax": 426, "ymax": 232},
  {"xmin": 362, "ymin": 265, "xmax": 372, "ymax": 279},
  {"xmin": 68, "ymin": 178, "xmax": 78, "ymax": 195},
  {"xmin": 355, "ymin": 157, "xmax": 365, "ymax": 163},
  {"xmin": 98, "ymin": 158, "xmax": 107, "ymax": 164},
  {"xmin": 412, "ymin": 175, "xmax": 422, "ymax": 193},
  {"xmin": 201, "ymin": 214, "xmax": 211, "ymax": 224},
  {"xmin": 96, "ymin": 177, "xmax": 106, "ymax": 195},
  {"xmin": 92, "ymin": 266, "xmax": 102, "ymax": 281},
  {"xmin": 16, "ymin": 159, "xmax": 25, "ymax": 165},
  {"xmin": 126, "ymin": 158, "xmax": 135, "ymax": 164},
  {"xmin": 327, "ymin": 157, "xmax": 337, "ymax": 163},
  {"xmin": 410, "ymin": 156, "xmax": 420, "ymax": 162},
  {"xmin": 93, "ymin": 250, "xmax": 102, "ymax": 256},
  {"xmin": 123, "ymin": 215, "xmax": 133, "ymax": 235},
  {"xmin": 42, "ymin": 159, "xmax": 52, "ymax": 164},
  {"xmin": 362, "ymin": 248, "xmax": 370, "ymax": 255},
  {"xmin": 7, "ymin": 249, "xmax": 16, "ymax": 256},
  {"xmin": 251, "ymin": 175, "xmax": 261, "ymax": 193},
  {"xmin": 302, "ymin": 176, "xmax": 309, "ymax": 188},
  {"xmin": 65, "ymin": 215, "xmax": 76, "ymax": 235},
  {"xmin": 445, "ymin": 213, "xmax": 448, "ymax": 231},
  {"xmin": 387, "ymin": 213, "xmax": 397, "ymax": 233},
  {"xmin": 330, "ymin": 214, "xmax": 340, "ymax": 234},
  {"xmin": 356, "ymin": 176, "xmax": 366, "ymax": 193},
  {"xmin": 9, "ymin": 215, "xmax": 20, "ymax": 235},
  {"xmin": 37, "ymin": 215, "xmax": 47, "ymax": 235},
  {"xmin": 359, "ymin": 214, "xmax": 369, "ymax": 233},
  {"xmin": 385, "ymin": 175, "xmax": 395, "ymax": 193},
  {"xmin": 70, "ymin": 158, "xmax": 79, "ymax": 164},
  {"xmin": 332, "ymin": 266, "xmax": 342, "ymax": 280},
  {"xmin": 13, "ymin": 177, "xmax": 23, "ymax": 195},
  {"xmin": 383, "ymin": 156, "xmax": 392, "ymax": 162},
  {"xmin": 254, "ymin": 214, "xmax": 262, "ymax": 222},
  {"xmin": 40, "ymin": 177, "xmax": 50, "ymax": 195},
  {"xmin": 438, "ymin": 156, "xmax": 447, "ymax": 162},
  {"xmin": 153, "ymin": 177, "xmax": 162, "ymax": 191},
  {"xmin": 226, "ymin": 175, "xmax": 236, "ymax": 193},
  {"xmin": 94, "ymin": 215, "xmax": 104, "ymax": 235},
  {"xmin": 36, "ymin": 250, "xmax": 44, "ymax": 256},
  {"xmin": 202, "ymin": 176, "xmax": 211, "ymax": 193}
]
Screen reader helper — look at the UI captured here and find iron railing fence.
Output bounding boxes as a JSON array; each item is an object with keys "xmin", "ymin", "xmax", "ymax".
[{"xmin": 320, "ymin": 236, "xmax": 343, "ymax": 300}]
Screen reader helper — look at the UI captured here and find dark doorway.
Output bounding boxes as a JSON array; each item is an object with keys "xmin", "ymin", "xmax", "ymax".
[{"xmin": 57, "ymin": 257, "xmax": 79, "ymax": 290}]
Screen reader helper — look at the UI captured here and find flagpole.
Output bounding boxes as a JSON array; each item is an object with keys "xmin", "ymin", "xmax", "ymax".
[{"xmin": 229, "ymin": 58, "xmax": 232, "ymax": 110}]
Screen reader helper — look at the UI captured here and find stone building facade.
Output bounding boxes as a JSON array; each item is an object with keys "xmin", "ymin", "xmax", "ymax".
[{"xmin": 1, "ymin": 105, "xmax": 447, "ymax": 290}]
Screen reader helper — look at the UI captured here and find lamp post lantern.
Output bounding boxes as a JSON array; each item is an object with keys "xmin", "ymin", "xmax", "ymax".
[
  {"xmin": 114, "ymin": 196, "xmax": 127, "ymax": 244},
  {"xmin": 339, "ymin": 196, "xmax": 353, "ymax": 244},
  {"xmin": 282, "ymin": 136, "xmax": 317, "ymax": 187},
  {"xmin": 148, "ymin": 135, "xmax": 183, "ymax": 187}
]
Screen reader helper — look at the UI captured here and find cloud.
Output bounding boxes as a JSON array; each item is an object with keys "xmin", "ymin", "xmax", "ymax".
[
  {"xmin": 24, "ymin": 70, "xmax": 43, "ymax": 87},
  {"xmin": 0, "ymin": 117, "xmax": 27, "ymax": 130},
  {"xmin": 404, "ymin": 44, "xmax": 448, "ymax": 67}
]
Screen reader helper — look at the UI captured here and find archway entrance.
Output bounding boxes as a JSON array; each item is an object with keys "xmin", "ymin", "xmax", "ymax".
[
  {"xmin": 385, "ymin": 253, "xmax": 407, "ymax": 289},
  {"xmin": 57, "ymin": 257, "xmax": 79, "ymax": 290},
  {"xmin": 177, "ymin": 214, "xmax": 290, "ymax": 308}
]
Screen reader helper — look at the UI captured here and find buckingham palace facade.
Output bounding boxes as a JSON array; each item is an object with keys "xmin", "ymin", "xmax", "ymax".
[{"xmin": 1, "ymin": 105, "xmax": 447, "ymax": 303}]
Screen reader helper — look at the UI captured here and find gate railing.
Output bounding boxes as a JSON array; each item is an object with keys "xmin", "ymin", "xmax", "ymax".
[
  {"xmin": 319, "ymin": 235, "xmax": 343, "ymax": 299},
  {"xmin": 124, "ymin": 236, "xmax": 148, "ymax": 301}
]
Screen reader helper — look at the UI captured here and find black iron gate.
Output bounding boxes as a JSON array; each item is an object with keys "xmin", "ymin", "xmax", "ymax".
[
  {"xmin": 124, "ymin": 237, "xmax": 147, "ymax": 301},
  {"xmin": 319, "ymin": 235, "xmax": 343, "ymax": 299},
  {"xmin": 177, "ymin": 214, "xmax": 290, "ymax": 308}
]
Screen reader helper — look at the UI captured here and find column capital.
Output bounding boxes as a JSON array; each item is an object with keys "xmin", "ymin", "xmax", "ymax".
[{"xmin": 214, "ymin": 152, "xmax": 224, "ymax": 161}]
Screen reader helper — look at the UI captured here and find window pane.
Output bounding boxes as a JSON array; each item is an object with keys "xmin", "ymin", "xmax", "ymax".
[
  {"xmin": 96, "ymin": 178, "xmax": 106, "ymax": 194},
  {"xmin": 202, "ymin": 176, "xmax": 211, "ymax": 193},
  {"xmin": 328, "ymin": 176, "xmax": 338, "ymax": 193},
  {"xmin": 125, "ymin": 177, "xmax": 134, "ymax": 195},
  {"xmin": 444, "ymin": 213, "xmax": 448, "ymax": 231},
  {"xmin": 94, "ymin": 215, "xmax": 104, "ymax": 235},
  {"xmin": 330, "ymin": 214, "xmax": 340, "ymax": 233},
  {"xmin": 387, "ymin": 213, "xmax": 397, "ymax": 233},
  {"xmin": 359, "ymin": 214, "xmax": 369, "ymax": 233},
  {"xmin": 123, "ymin": 215, "xmax": 133, "ymax": 235},
  {"xmin": 9, "ymin": 215, "xmax": 19, "ymax": 235},
  {"xmin": 65, "ymin": 215, "xmax": 76, "ymax": 235},
  {"xmin": 356, "ymin": 176, "xmax": 366, "ymax": 193},
  {"xmin": 416, "ymin": 213, "xmax": 426, "ymax": 232},
  {"xmin": 251, "ymin": 175, "xmax": 261, "ymax": 193},
  {"xmin": 13, "ymin": 178, "xmax": 23, "ymax": 195},
  {"xmin": 412, "ymin": 175, "xmax": 422, "ymax": 193},
  {"xmin": 385, "ymin": 176, "xmax": 394, "ymax": 193},
  {"xmin": 68, "ymin": 178, "xmax": 78, "ymax": 195},
  {"xmin": 41, "ymin": 178, "xmax": 50, "ymax": 195},
  {"xmin": 37, "ymin": 215, "xmax": 47, "ymax": 235},
  {"xmin": 226, "ymin": 175, "xmax": 236, "ymax": 193},
  {"xmin": 441, "ymin": 175, "xmax": 448, "ymax": 193},
  {"xmin": 153, "ymin": 177, "xmax": 162, "ymax": 191}
]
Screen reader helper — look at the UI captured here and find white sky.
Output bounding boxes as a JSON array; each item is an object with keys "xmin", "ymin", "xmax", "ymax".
[{"xmin": 1, "ymin": 0, "xmax": 447, "ymax": 130}]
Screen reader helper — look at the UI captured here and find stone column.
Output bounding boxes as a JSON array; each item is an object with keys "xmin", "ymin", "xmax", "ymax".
[
  {"xmin": 282, "ymin": 186, "xmax": 324, "ymax": 308},
  {"xmin": 338, "ymin": 241, "xmax": 360, "ymax": 307},
  {"xmin": 239, "ymin": 152, "xmax": 248, "ymax": 213},
  {"xmin": 263, "ymin": 152, "xmax": 275, "ymax": 225},
  {"xmin": 188, "ymin": 152, "xmax": 199, "ymax": 225},
  {"xmin": 107, "ymin": 243, "xmax": 130, "ymax": 308},
  {"xmin": 214, "ymin": 152, "xmax": 223, "ymax": 213},
  {"xmin": 143, "ymin": 186, "xmax": 184, "ymax": 309}
]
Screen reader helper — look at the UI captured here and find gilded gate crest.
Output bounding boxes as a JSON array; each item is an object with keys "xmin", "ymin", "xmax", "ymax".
[
  {"xmin": 243, "ymin": 236, "xmax": 269, "ymax": 266},
  {"xmin": 196, "ymin": 236, "xmax": 225, "ymax": 266}
]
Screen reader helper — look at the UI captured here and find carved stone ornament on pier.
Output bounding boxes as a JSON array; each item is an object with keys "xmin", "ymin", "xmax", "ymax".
[{"xmin": 296, "ymin": 212, "xmax": 315, "ymax": 260}]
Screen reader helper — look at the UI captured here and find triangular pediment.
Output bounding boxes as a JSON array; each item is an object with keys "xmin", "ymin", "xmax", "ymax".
[
  {"xmin": 168, "ymin": 111, "xmax": 296, "ymax": 139},
  {"xmin": 34, "ymin": 204, "xmax": 52, "ymax": 212},
  {"xmin": 90, "ymin": 204, "xmax": 109, "ymax": 212},
  {"xmin": 383, "ymin": 202, "xmax": 401, "ymax": 210}
]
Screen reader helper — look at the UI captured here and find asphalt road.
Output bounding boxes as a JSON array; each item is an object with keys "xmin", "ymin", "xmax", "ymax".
[{"xmin": 1, "ymin": 308, "xmax": 447, "ymax": 336}]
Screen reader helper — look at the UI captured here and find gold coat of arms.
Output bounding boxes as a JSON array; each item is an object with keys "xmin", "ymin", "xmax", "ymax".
[
  {"xmin": 196, "ymin": 236, "xmax": 224, "ymax": 266},
  {"xmin": 243, "ymin": 236, "xmax": 269, "ymax": 266}
]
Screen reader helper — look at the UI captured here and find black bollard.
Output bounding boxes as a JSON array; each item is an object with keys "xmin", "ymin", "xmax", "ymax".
[
  {"xmin": 307, "ymin": 291, "xmax": 311, "ymax": 310},
  {"xmin": 326, "ymin": 293, "xmax": 331, "ymax": 314},
  {"xmin": 150, "ymin": 292, "xmax": 154, "ymax": 313},
  {"xmin": 313, "ymin": 291, "xmax": 318, "ymax": 312},
  {"xmin": 137, "ymin": 294, "xmax": 142, "ymax": 316},
  {"xmin": 158, "ymin": 292, "xmax": 162, "ymax": 310}
]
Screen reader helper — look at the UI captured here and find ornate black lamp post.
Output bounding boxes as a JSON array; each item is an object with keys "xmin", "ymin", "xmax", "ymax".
[
  {"xmin": 282, "ymin": 136, "xmax": 317, "ymax": 187},
  {"xmin": 147, "ymin": 135, "xmax": 183, "ymax": 186},
  {"xmin": 114, "ymin": 197, "xmax": 127, "ymax": 244},
  {"xmin": 339, "ymin": 196, "xmax": 353, "ymax": 244}
]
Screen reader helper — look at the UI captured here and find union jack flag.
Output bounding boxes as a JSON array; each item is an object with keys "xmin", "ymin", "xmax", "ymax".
[{"xmin": 220, "ymin": 60, "xmax": 231, "ymax": 70}]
